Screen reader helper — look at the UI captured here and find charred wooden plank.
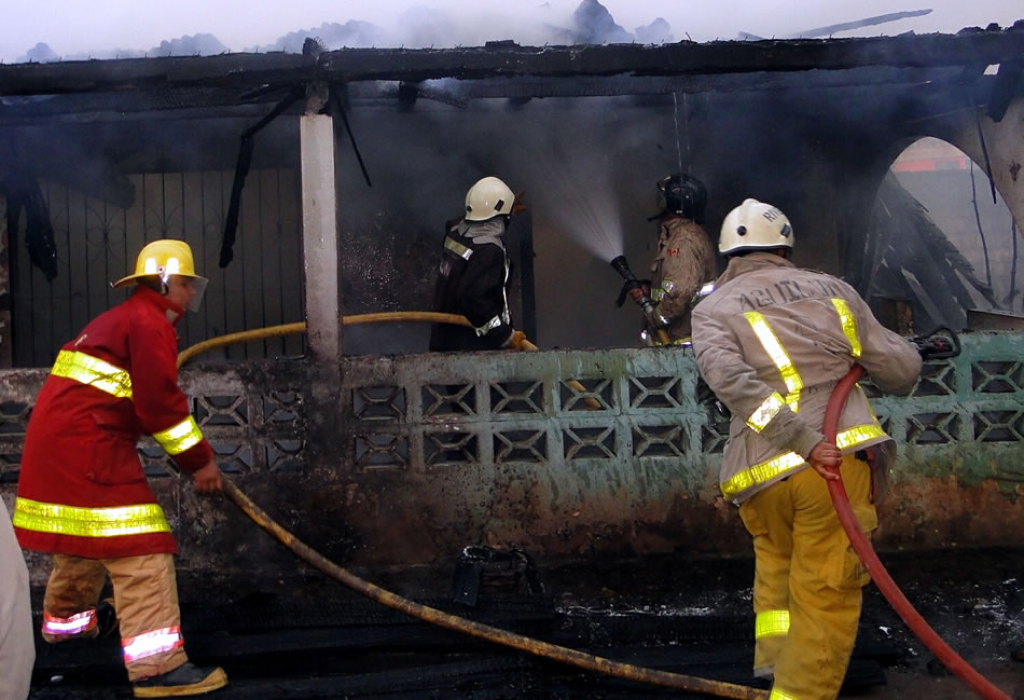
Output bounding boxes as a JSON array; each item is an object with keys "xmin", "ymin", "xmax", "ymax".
[{"xmin": 0, "ymin": 29, "xmax": 1021, "ymax": 97}]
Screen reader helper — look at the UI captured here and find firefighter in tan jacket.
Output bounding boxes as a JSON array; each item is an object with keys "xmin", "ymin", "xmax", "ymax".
[
  {"xmin": 691, "ymin": 199, "xmax": 922, "ymax": 700},
  {"xmin": 643, "ymin": 174, "xmax": 716, "ymax": 344}
]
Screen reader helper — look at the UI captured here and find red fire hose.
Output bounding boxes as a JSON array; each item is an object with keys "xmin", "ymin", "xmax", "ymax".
[{"xmin": 824, "ymin": 366, "xmax": 1011, "ymax": 700}]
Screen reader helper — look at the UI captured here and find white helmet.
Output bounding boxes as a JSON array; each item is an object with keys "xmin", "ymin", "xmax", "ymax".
[
  {"xmin": 465, "ymin": 176, "xmax": 515, "ymax": 222},
  {"xmin": 718, "ymin": 198, "xmax": 794, "ymax": 255}
]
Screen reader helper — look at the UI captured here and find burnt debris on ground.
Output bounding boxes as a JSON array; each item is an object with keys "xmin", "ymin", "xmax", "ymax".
[{"xmin": 25, "ymin": 547, "xmax": 1024, "ymax": 699}]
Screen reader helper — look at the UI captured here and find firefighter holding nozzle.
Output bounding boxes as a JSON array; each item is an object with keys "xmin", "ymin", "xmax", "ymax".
[{"xmin": 637, "ymin": 174, "xmax": 717, "ymax": 345}]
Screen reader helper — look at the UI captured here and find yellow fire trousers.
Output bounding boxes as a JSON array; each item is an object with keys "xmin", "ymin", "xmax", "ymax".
[
  {"xmin": 739, "ymin": 454, "xmax": 877, "ymax": 700},
  {"xmin": 42, "ymin": 553, "xmax": 189, "ymax": 681}
]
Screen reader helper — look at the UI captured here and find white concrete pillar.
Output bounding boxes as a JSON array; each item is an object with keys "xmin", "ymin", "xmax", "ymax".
[{"xmin": 300, "ymin": 112, "xmax": 341, "ymax": 363}]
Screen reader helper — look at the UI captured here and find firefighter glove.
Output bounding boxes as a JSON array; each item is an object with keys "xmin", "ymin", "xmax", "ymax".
[{"xmin": 505, "ymin": 330, "xmax": 529, "ymax": 351}]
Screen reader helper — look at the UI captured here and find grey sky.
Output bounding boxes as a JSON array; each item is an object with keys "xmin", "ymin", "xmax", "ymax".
[{"xmin": 1, "ymin": 0, "xmax": 1020, "ymax": 63}]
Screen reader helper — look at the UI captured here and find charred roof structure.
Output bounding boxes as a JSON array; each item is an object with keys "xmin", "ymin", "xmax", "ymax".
[
  {"xmin": 5, "ymin": 27, "xmax": 1024, "ymax": 699},
  {"xmin": 0, "ymin": 25, "xmax": 1022, "ymax": 349},
  {"xmin": 1, "ymin": 24, "xmax": 1023, "ymax": 574}
]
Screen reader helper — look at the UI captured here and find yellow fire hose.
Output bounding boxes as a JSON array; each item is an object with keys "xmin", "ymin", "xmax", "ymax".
[
  {"xmin": 222, "ymin": 481, "xmax": 764, "ymax": 700},
  {"xmin": 178, "ymin": 312, "xmax": 766, "ymax": 700},
  {"xmin": 176, "ymin": 311, "xmax": 602, "ymax": 410}
]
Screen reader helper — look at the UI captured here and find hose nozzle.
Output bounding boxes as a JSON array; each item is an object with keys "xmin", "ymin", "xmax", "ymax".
[
  {"xmin": 610, "ymin": 256, "xmax": 663, "ymax": 332},
  {"xmin": 610, "ymin": 255, "xmax": 635, "ymax": 284}
]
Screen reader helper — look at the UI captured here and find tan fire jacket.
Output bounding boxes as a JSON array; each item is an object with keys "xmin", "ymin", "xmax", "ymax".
[
  {"xmin": 648, "ymin": 216, "xmax": 716, "ymax": 342},
  {"xmin": 691, "ymin": 252, "xmax": 922, "ymax": 504}
]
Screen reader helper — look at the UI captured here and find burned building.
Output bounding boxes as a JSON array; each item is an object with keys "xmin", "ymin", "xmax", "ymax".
[{"xmin": 0, "ymin": 25, "xmax": 1023, "ymax": 587}]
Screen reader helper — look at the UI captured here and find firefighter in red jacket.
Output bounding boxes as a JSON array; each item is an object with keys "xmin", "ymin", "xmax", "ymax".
[{"xmin": 13, "ymin": 239, "xmax": 228, "ymax": 698}]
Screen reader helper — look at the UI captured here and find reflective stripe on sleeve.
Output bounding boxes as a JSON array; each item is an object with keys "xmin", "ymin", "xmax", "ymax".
[
  {"xmin": 443, "ymin": 236, "xmax": 473, "ymax": 260},
  {"xmin": 831, "ymin": 298, "xmax": 862, "ymax": 358},
  {"xmin": 721, "ymin": 424, "xmax": 886, "ymax": 498},
  {"xmin": 152, "ymin": 416, "xmax": 204, "ymax": 455},
  {"xmin": 747, "ymin": 391, "xmax": 786, "ymax": 432},
  {"xmin": 769, "ymin": 687, "xmax": 800, "ymax": 700},
  {"xmin": 13, "ymin": 498, "xmax": 171, "ymax": 538},
  {"xmin": 122, "ymin": 626, "xmax": 184, "ymax": 663},
  {"xmin": 755, "ymin": 610, "xmax": 790, "ymax": 639},
  {"xmin": 742, "ymin": 312, "xmax": 803, "ymax": 412},
  {"xmin": 474, "ymin": 315, "xmax": 504, "ymax": 337},
  {"xmin": 50, "ymin": 350, "xmax": 133, "ymax": 399}
]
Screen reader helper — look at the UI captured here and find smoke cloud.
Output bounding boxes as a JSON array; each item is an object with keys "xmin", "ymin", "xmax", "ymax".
[{"xmin": 4, "ymin": 0, "xmax": 1017, "ymax": 64}]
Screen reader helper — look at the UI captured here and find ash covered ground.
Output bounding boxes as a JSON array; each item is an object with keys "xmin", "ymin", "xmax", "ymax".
[{"xmin": 25, "ymin": 547, "xmax": 1024, "ymax": 699}]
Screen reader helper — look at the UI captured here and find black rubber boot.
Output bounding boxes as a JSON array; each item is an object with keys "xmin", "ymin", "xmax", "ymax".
[
  {"xmin": 95, "ymin": 598, "xmax": 119, "ymax": 639},
  {"xmin": 132, "ymin": 662, "xmax": 228, "ymax": 698}
]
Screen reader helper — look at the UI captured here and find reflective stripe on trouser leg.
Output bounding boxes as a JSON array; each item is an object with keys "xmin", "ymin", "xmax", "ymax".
[
  {"xmin": 776, "ymin": 454, "xmax": 875, "ymax": 700},
  {"xmin": 105, "ymin": 553, "xmax": 189, "ymax": 680},
  {"xmin": 41, "ymin": 554, "xmax": 107, "ymax": 643},
  {"xmin": 754, "ymin": 610, "xmax": 789, "ymax": 678},
  {"xmin": 739, "ymin": 495, "xmax": 793, "ymax": 679}
]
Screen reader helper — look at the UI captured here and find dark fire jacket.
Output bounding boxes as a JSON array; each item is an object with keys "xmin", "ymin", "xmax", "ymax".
[{"xmin": 430, "ymin": 219, "xmax": 513, "ymax": 352}]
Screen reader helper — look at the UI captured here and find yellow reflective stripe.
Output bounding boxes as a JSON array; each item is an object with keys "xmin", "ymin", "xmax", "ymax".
[
  {"xmin": 722, "ymin": 451, "xmax": 804, "ymax": 498},
  {"xmin": 747, "ymin": 391, "xmax": 786, "ymax": 432},
  {"xmin": 51, "ymin": 350, "xmax": 133, "ymax": 399},
  {"xmin": 152, "ymin": 416, "xmax": 204, "ymax": 455},
  {"xmin": 722, "ymin": 424, "xmax": 886, "ymax": 498},
  {"xmin": 769, "ymin": 688, "xmax": 800, "ymax": 700},
  {"xmin": 650, "ymin": 287, "xmax": 665, "ymax": 302},
  {"xmin": 743, "ymin": 312, "xmax": 803, "ymax": 412},
  {"xmin": 755, "ymin": 610, "xmax": 790, "ymax": 639},
  {"xmin": 443, "ymin": 236, "xmax": 473, "ymax": 260},
  {"xmin": 13, "ymin": 498, "xmax": 170, "ymax": 538},
  {"xmin": 836, "ymin": 423, "xmax": 886, "ymax": 449},
  {"xmin": 831, "ymin": 298, "xmax": 861, "ymax": 358}
]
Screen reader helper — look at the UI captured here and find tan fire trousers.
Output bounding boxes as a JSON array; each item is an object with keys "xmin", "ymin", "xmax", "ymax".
[
  {"xmin": 43, "ymin": 552, "xmax": 189, "ymax": 681},
  {"xmin": 739, "ymin": 454, "xmax": 876, "ymax": 700},
  {"xmin": 1, "ymin": 496, "xmax": 35, "ymax": 700}
]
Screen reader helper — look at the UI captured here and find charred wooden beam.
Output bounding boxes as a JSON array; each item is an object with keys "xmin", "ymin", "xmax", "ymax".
[
  {"xmin": 321, "ymin": 31, "xmax": 1024, "ymax": 82},
  {"xmin": 0, "ymin": 66, "xmax": 1009, "ymax": 128},
  {"xmin": 0, "ymin": 53, "xmax": 307, "ymax": 96},
  {"xmin": 0, "ymin": 28, "xmax": 1021, "ymax": 97}
]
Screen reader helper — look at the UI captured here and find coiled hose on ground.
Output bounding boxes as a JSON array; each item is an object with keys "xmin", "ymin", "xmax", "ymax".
[
  {"xmin": 824, "ymin": 366, "xmax": 1011, "ymax": 700},
  {"xmin": 179, "ymin": 312, "xmax": 765, "ymax": 700}
]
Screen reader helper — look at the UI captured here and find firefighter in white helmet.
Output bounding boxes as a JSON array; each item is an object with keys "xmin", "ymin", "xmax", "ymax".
[
  {"xmin": 430, "ymin": 176, "xmax": 528, "ymax": 352},
  {"xmin": 691, "ymin": 199, "xmax": 922, "ymax": 700},
  {"xmin": 641, "ymin": 174, "xmax": 716, "ymax": 345},
  {"xmin": 14, "ymin": 239, "xmax": 228, "ymax": 698}
]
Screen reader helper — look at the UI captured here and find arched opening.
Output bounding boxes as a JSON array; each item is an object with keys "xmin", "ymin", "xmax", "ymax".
[{"xmin": 864, "ymin": 137, "xmax": 1019, "ymax": 332}]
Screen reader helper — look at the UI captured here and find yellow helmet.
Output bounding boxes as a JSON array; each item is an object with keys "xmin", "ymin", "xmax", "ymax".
[
  {"xmin": 113, "ymin": 239, "xmax": 206, "ymax": 288},
  {"xmin": 114, "ymin": 239, "xmax": 209, "ymax": 311}
]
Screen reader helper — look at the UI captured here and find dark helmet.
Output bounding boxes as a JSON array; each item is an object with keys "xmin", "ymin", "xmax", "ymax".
[{"xmin": 653, "ymin": 174, "xmax": 707, "ymax": 224}]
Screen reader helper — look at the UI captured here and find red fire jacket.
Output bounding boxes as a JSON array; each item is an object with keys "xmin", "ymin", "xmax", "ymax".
[{"xmin": 14, "ymin": 286, "xmax": 214, "ymax": 559}]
